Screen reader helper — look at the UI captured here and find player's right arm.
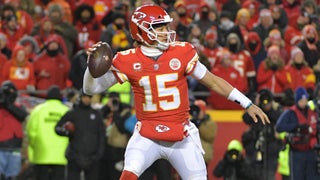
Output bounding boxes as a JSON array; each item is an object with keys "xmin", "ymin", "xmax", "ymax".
[{"xmin": 83, "ymin": 68, "xmax": 117, "ymax": 95}]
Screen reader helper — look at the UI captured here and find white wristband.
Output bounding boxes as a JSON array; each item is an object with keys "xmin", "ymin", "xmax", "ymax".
[{"xmin": 227, "ymin": 88, "xmax": 252, "ymax": 109}]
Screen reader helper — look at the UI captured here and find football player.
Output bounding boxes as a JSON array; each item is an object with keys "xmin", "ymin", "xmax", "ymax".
[{"xmin": 83, "ymin": 4, "xmax": 269, "ymax": 180}]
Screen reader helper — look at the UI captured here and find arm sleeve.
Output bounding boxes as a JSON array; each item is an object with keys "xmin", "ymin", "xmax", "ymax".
[
  {"xmin": 55, "ymin": 112, "xmax": 71, "ymax": 136},
  {"xmin": 190, "ymin": 61, "xmax": 207, "ymax": 80},
  {"xmin": 6, "ymin": 104, "xmax": 28, "ymax": 122},
  {"xmin": 275, "ymin": 110, "xmax": 298, "ymax": 132},
  {"xmin": 83, "ymin": 68, "xmax": 117, "ymax": 95}
]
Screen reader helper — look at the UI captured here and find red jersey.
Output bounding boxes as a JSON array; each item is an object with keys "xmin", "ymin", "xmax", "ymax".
[
  {"xmin": 112, "ymin": 42, "xmax": 197, "ymax": 123},
  {"xmin": 231, "ymin": 50, "xmax": 256, "ymax": 93},
  {"xmin": 285, "ymin": 64, "xmax": 315, "ymax": 91},
  {"xmin": 201, "ymin": 46, "xmax": 224, "ymax": 68},
  {"xmin": 208, "ymin": 65, "xmax": 245, "ymax": 110}
]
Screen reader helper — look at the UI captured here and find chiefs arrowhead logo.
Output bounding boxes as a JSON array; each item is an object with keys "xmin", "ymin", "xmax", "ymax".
[
  {"xmin": 132, "ymin": 12, "xmax": 146, "ymax": 23},
  {"xmin": 155, "ymin": 124, "xmax": 170, "ymax": 133}
]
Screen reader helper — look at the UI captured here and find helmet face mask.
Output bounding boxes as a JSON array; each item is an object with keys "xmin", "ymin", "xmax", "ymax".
[{"xmin": 130, "ymin": 5, "xmax": 176, "ymax": 50}]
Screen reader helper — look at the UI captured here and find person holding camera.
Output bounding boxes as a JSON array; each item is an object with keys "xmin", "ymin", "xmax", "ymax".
[
  {"xmin": 189, "ymin": 99, "xmax": 217, "ymax": 166},
  {"xmin": 241, "ymin": 89, "xmax": 283, "ymax": 180},
  {"xmin": 55, "ymin": 90, "xmax": 105, "ymax": 180},
  {"xmin": 213, "ymin": 139, "xmax": 258, "ymax": 180},
  {"xmin": 276, "ymin": 87, "xmax": 320, "ymax": 180},
  {"xmin": 98, "ymin": 92, "xmax": 132, "ymax": 180},
  {"xmin": 0, "ymin": 80, "xmax": 29, "ymax": 179}
]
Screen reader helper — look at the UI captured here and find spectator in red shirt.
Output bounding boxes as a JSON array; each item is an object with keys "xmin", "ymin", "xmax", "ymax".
[
  {"xmin": 73, "ymin": 3, "xmax": 102, "ymax": 51},
  {"xmin": 1, "ymin": 44, "xmax": 35, "ymax": 90},
  {"xmin": 225, "ymin": 33, "xmax": 256, "ymax": 95},
  {"xmin": 285, "ymin": 46, "xmax": 315, "ymax": 97},
  {"xmin": 0, "ymin": 3, "xmax": 34, "ymax": 35},
  {"xmin": 256, "ymin": 45, "xmax": 292, "ymax": 104},
  {"xmin": 283, "ymin": 25, "xmax": 303, "ymax": 60},
  {"xmin": 18, "ymin": 35, "xmax": 40, "ymax": 62},
  {"xmin": 208, "ymin": 49, "xmax": 246, "ymax": 109},
  {"xmin": 33, "ymin": 35, "xmax": 71, "ymax": 95},
  {"xmin": 0, "ymin": 15, "xmax": 26, "ymax": 51},
  {"xmin": 200, "ymin": 28, "xmax": 223, "ymax": 68},
  {"xmin": 283, "ymin": 0, "xmax": 301, "ymax": 26},
  {"xmin": 263, "ymin": 29, "xmax": 289, "ymax": 63},
  {"xmin": 241, "ymin": 0, "xmax": 260, "ymax": 30}
]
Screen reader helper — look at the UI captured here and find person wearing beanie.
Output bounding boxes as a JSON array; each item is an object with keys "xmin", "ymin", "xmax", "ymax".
[
  {"xmin": 256, "ymin": 45, "xmax": 293, "ymax": 105},
  {"xmin": 200, "ymin": 28, "xmax": 222, "ymax": 68},
  {"xmin": 285, "ymin": 46, "xmax": 315, "ymax": 97},
  {"xmin": 26, "ymin": 85, "xmax": 70, "ymax": 180},
  {"xmin": 55, "ymin": 87, "xmax": 105, "ymax": 180},
  {"xmin": 276, "ymin": 86, "xmax": 320, "ymax": 180},
  {"xmin": 252, "ymin": 9, "xmax": 275, "ymax": 45},
  {"xmin": 213, "ymin": 139, "xmax": 258, "ymax": 179},
  {"xmin": 225, "ymin": 33, "xmax": 257, "ymax": 97},
  {"xmin": 189, "ymin": 99, "xmax": 217, "ymax": 166},
  {"xmin": 263, "ymin": 29, "xmax": 289, "ymax": 64},
  {"xmin": 298, "ymin": 25, "xmax": 320, "ymax": 83},
  {"xmin": 217, "ymin": 11, "xmax": 235, "ymax": 46}
]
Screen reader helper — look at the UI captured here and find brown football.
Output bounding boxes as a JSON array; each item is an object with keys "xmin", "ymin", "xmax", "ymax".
[{"xmin": 87, "ymin": 42, "xmax": 113, "ymax": 78}]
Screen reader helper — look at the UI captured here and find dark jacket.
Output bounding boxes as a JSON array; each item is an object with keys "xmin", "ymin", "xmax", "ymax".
[{"xmin": 55, "ymin": 102, "xmax": 105, "ymax": 169}]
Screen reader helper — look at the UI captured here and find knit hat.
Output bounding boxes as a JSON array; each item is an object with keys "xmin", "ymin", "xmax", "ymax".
[
  {"xmin": 227, "ymin": 140, "xmax": 243, "ymax": 152},
  {"xmin": 259, "ymin": 9, "xmax": 272, "ymax": 17},
  {"xmin": 259, "ymin": 89, "xmax": 273, "ymax": 105},
  {"xmin": 290, "ymin": 46, "xmax": 304, "ymax": 59},
  {"xmin": 269, "ymin": 29, "xmax": 281, "ymax": 42},
  {"xmin": 295, "ymin": 87, "xmax": 309, "ymax": 103},
  {"xmin": 205, "ymin": 28, "xmax": 217, "ymax": 40},
  {"xmin": 236, "ymin": 8, "xmax": 250, "ymax": 21},
  {"xmin": 47, "ymin": 85, "xmax": 62, "ymax": 100},
  {"xmin": 267, "ymin": 45, "xmax": 280, "ymax": 57}
]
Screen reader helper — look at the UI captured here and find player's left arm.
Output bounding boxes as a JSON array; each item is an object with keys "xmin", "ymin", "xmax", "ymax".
[
  {"xmin": 191, "ymin": 62, "xmax": 270, "ymax": 124},
  {"xmin": 83, "ymin": 68, "xmax": 117, "ymax": 95}
]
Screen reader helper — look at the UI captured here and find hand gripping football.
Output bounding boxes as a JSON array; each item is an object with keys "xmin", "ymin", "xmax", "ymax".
[{"xmin": 87, "ymin": 41, "xmax": 113, "ymax": 78}]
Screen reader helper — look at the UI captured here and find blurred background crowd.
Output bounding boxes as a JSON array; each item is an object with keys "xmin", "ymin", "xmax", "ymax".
[{"xmin": 1, "ymin": 0, "xmax": 320, "ymax": 179}]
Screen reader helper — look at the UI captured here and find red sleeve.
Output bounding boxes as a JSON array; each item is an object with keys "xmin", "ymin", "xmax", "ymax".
[{"xmin": 256, "ymin": 62, "xmax": 273, "ymax": 84}]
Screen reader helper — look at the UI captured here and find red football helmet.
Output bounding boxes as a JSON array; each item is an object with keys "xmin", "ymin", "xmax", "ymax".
[{"xmin": 130, "ymin": 4, "xmax": 176, "ymax": 50}]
